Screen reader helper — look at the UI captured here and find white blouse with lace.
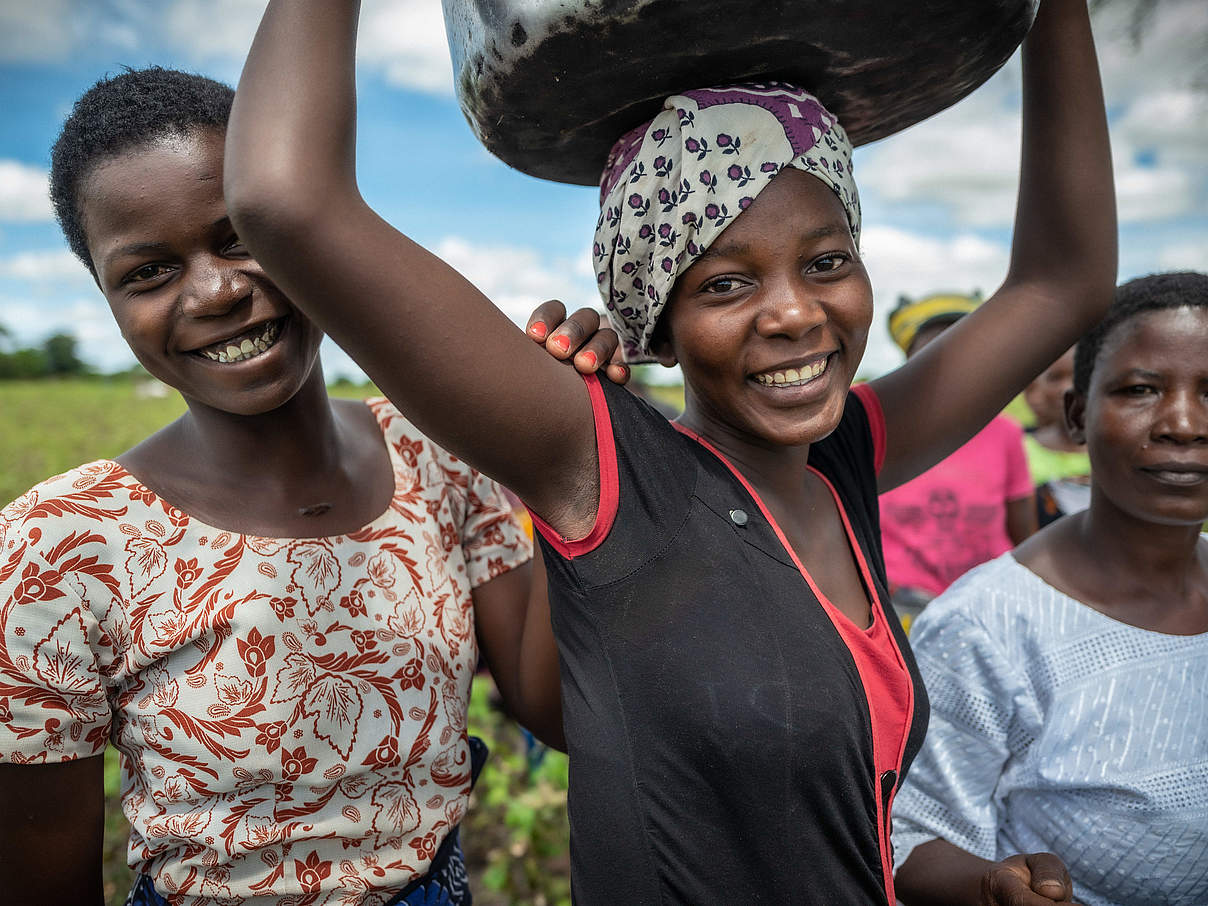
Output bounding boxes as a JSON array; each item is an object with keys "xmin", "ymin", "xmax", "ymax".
[{"xmin": 892, "ymin": 552, "xmax": 1208, "ymax": 906}]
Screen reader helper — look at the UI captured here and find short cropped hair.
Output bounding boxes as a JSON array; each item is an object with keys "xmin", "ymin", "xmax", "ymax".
[
  {"xmin": 49, "ymin": 67, "xmax": 234, "ymax": 275},
  {"xmin": 1073, "ymin": 272, "xmax": 1208, "ymax": 395}
]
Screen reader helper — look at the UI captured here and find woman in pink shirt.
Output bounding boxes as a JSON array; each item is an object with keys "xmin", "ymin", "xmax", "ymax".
[{"xmin": 879, "ymin": 295, "xmax": 1037, "ymax": 626}]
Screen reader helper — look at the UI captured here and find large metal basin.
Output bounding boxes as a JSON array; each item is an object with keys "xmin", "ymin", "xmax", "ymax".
[{"xmin": 443, "ymin": 0, "xmax": 1039, "ymax": 185}]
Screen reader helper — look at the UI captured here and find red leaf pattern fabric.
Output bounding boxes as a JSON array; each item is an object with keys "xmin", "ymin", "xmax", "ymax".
[{"xmin": 0, "ymin": 399, "xmax": 530, "ymax": 904}]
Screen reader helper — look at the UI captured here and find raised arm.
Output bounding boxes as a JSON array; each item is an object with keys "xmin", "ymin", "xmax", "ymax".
[
  {"xmin": 225, "ymin": 0, "xmax": 599, "ymax": 538},
  {"xmin": 870, "ymin": 0, "xmax": 1115, "ymax": 491}
]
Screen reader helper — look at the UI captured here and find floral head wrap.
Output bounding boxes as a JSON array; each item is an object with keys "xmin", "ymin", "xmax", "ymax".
[{"xmin": 594, "ymin": 83, "xmax": 861, "ymax": 362}]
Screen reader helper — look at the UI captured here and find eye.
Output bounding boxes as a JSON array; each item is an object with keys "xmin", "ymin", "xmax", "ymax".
[
  {"xmin": 807, "ymin": 253, "xmax": 849, "ymax": 274},
  {"xmin": 1121, "ymin": 384, "xmax": 1156, "ymax": 396},
  {"xmin": 701, "ymin": 275, "xmax": 745, "ymax": 295},
  {"xmin": 121, "ymin": 263, "xmax": 175, "ymax": 286},
  {"xmin": 223, "ymin": 233, "xmax": 249, "ymax": 257}
]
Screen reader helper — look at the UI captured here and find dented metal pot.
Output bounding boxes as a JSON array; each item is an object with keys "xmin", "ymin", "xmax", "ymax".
[{"xmin": 442, "ymin": 0, "xmax": 1039, "ymax": 186}]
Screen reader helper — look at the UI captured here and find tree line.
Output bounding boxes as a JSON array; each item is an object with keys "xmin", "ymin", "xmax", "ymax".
[{"xmin": 0, "ymin": 324, "xmax": 88, "ymax": 379}]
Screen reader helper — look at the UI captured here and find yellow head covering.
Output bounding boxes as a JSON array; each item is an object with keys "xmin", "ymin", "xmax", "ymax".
[{"xmin": 888, "ymin": 292, "xmax": 982, "ymax": 354}]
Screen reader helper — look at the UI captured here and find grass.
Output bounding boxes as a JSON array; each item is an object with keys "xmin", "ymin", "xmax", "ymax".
[
  {"xmin": 0, "ymin": 377, "xmax": 380, "ymax": 507},
  {"xmin": 0, "ymin": 379, "xmax": 187, "ymax": 507}
]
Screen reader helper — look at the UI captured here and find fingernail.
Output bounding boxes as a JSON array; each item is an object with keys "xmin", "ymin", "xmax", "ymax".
[
  {"xmin": 530, "ymin": 321, "xmax": 548, "ymax": 340},
  {"xmin": 551, "ymin": 335, "xmax": 571, "ymax": 354},
  {"xmin": 579, "ymin": 350, "xmax": 598, "ymax": 368}
]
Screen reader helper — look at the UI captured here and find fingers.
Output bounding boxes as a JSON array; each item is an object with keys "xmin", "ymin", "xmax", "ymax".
[
  {"xmin": 604, "ymin": 344, "xmax": 630, "ymax": 386},
  {"xmin": 552, "ymin": 307, "xmax": 601, "ymax": 362},
  {"xmin": 1024, "ymin": 852, "xmax": 1075, "ymax": 902},
  {"xmin": 983, "ymin": 854, "xmax": 1077, "ymax": 906},
  {"xmin": 525, "ymin": 299, "xmax": 567, "ymax": 344},
  {"xmin": 526, "ymin": 301, "xmax": 631, "ymax": 382}
]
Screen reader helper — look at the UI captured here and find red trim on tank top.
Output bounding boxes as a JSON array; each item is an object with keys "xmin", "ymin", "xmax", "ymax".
[
  {"xmin": 528, "ymin": 374, "xmax": 619, "ymax": 560},
  {"xmin": 850, "ymin": 382, "xmax": 886, "ymax": 475},
  {"xmin": 672, "ymin": 420, "xmax": 913, "ymax": 905}
]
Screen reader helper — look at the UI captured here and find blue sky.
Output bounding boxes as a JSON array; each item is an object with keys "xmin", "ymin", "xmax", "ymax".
[{"xmin": 1, "ymin": 0, "xmax": 1205, "ymax": 380}]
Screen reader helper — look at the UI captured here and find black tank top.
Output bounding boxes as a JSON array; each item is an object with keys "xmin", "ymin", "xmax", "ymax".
[{"xmin": 532, "ymin": 375, "xmax": 928, "ymax": 904}]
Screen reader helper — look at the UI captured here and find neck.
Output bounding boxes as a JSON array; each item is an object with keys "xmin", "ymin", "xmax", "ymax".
[
  {"xmin": 1075, "ymin": 488, "xmax": 1205, "ymax": 599},
  {"xmin": 177, "ymin": 363, "xmax": 343, "ymax": 486},
  {"xmin": 1033, "ymin": 421, "xmax": 1084, "ymax": 453},
  {"xmin": 677, "ymin": 401, "xmax": 813, "ymax": 502}
]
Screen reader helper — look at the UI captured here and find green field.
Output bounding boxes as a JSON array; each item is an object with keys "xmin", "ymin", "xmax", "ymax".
[
  {"xmin": 1, "ymin": 378, "xmax": 571, "ymax": 905},
  {"xmin": 0, "ymin": 377, "xmax": 383, "ymax": 507}
]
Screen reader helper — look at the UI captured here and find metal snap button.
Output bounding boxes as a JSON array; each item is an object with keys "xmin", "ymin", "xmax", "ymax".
[{"xmin": 729, "ymin": 508, "xmax": 748, "ymax": 526}]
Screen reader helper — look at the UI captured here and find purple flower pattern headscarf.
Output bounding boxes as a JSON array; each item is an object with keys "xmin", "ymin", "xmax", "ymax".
[{"xmin": 594, "ymin": 83, "xmax": 861, "ymax": 362}]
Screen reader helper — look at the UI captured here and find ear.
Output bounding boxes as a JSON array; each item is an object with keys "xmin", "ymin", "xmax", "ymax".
[
  {"xmin": 650, "ymin": 337, "xmax": 678, "ymax": 368},
  {"xmin": 648, "ymin": 316, "xmax": 677, "ymax": 367},
  {"xmin": 1064, "ymin": 388, "xmax": 1087, "ymax": 444}
]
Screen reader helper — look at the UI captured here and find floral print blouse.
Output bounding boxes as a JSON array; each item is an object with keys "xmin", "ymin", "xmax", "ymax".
[{"xmin": 0, "ymin": 398, "xmax": 531, "ymax": 905}]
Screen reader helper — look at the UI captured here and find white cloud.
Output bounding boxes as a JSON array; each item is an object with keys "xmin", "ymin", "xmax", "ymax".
[
  {"xmin": 160, "ymin": 0, "xmax": 264, "ymax": 63},
  {"xmin": 0, "ymin": 0, "xmax": 77, "ymax": 62},
  {"xmin": 1115, "ymin": 161, "xmax": 1197, "ymax": 223},
  {"xmin": 0, "ymin": 249, "xmax": 91, "ymax": 284},
  {"xmin": 1, "ymin": 0, "xmax": 454, "ymax": 95},
  {"xmin": 146, "ymin": 0, "xmax": 458, "ymax": 95},
  {"xmin": 854, "ymin": 0, "xmax": 1208, "ymax": 230},
  {"xmin": 360, "ymin": 0, "xmax": 455, "ymax": 95},
  {"xmin": 0, "ymin": 160, "xmax": 53, "ymax": 222},
  {"xmin": 1096, "ymin": 0, "xmax": 1208, "ymax": 102},
  {"xmin": 858, "ymin": 225, "xmax": 1011, "ymax": 377},
  {"xmin": 1113, "ymin": 89, "xmax": 1208, "ymax": 166},
  {"xmin": 1156, "ymin": 237, "xmax": 1208, "ymax": 272},
  {"xmin": 433, "ymin": 236, "xmax": 599, "ymax": 326},
  {"xmin": 854, "ymin": 103, "xmax": 1022, "ymax": 228}
]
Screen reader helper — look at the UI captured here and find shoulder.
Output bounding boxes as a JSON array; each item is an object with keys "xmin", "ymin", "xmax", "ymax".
[
  {"xmin": 1, "ymin": 461, "xmax": 139, "ymax": 591},
  {"xmin": 2, "ymin": 461, "xmax": 134, "ymax": 541},
  {"xmin": 986, "ymin": 414, "xmax": 1026, "ymax": 443},
  {"xmin": 366, "ymin": 396, "xmax": 522, "ymax": 514},
  {"xmin": 591, "ymin": 374, "xmax": 696, "ymax": 483},
  {"xmin": 922, "ymin": 555, "xmax": 1036, "ymax": 620},
  {"xmin": 808, "ymin": 385, "xmax": 881, "ymax": 491},
  {"xmin": 913, "ymin": 554, "xmax": 1073, "ymax": 664},
  {"xmin": 367, "ymin": 395, "xmax": 470, "ymax": 476},
  {"xmin": 595, "ymin": 374, "xmax": 682, "ymax": 438},
  {"xmin": 0, "ymin": 465, "xmax": 136, "ymax": 677},
  {"xmin": 366, "ymin": 395, "xmax": 428, "ymax": 455}
]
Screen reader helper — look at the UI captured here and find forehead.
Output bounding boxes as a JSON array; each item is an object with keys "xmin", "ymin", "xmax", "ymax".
[
  {"xmin": 81, "ymin": 129, "xmax": 228, "ymax": 265},
  {"xmin": 1096, "ymin": 306, "xmax": 1208, "ymax": 379},
  {"xmin": 708, "ymin": 168, "xmax": 852, "ymax": 252}
]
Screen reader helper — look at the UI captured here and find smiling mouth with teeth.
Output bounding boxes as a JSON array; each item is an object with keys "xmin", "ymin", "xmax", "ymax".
[
  {"xmin": 753, "ymin": 356, "xmax": 829, "ymax": 387},
  {"xmin": 197, "ymin": 318, "xmax": 284, "ymax": 364}
]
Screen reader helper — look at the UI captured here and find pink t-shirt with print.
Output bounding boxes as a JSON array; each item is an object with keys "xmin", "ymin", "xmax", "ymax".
[
  {"xmin": 879, "ymin": 414, "xmax": 1032, "ymax": 598},
  {"xmin": 0, "ymin": 398, "xmax": 531, "ymax": 905}
]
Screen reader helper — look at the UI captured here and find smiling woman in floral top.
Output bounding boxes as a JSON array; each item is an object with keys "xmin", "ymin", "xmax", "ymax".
[{"xmin": 0, "ymin": 68, "xmax": 619, "ymax": 906}]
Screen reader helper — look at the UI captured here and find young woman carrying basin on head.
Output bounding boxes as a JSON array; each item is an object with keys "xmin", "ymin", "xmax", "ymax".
[
  {"xmin": 225, "ymin": 0, "xmax": 1116, "ymax": 901},
  {"xmin": 0, "ymin": 67, "xmax": 620, "ymax": 906}
]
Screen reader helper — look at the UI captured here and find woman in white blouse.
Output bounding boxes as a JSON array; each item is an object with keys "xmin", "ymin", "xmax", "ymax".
[{"xmin": 893, "ymin": 272, "xmax": 1208, "ymax": 906}]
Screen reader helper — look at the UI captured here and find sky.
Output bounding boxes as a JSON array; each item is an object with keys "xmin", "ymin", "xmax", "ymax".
[{"xmin": 0, "ymin": 0, "xmax": 1205, "ymax": 382}]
